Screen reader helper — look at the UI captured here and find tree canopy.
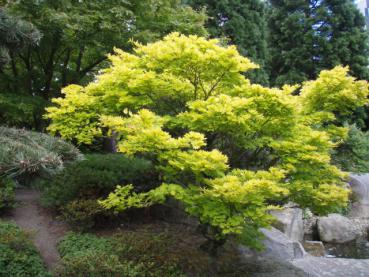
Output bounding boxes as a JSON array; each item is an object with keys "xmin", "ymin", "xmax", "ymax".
[
  {"xmin": 0, "ymin": 0, "xmax": 206, "ymax": 129},
  {"xmin": 46, "ymin": 33, "xmax": 369, "ymax": 250},
  {"xmin": 268, "ymin": 0, "xmax": 369, "ymax": 86}
]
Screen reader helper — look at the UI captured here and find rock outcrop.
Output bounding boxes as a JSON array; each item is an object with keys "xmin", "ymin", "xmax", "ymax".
[
  {"xmin": 292, "ymin": 256, "xmax": 369, "ymax": 277},
  {"xmin": 239, "ymin": 227, "xmax": 306, "ymax": 261},
  {"xmin": 270, "ymin": 205, "xmax": 304, "ymax": 242}
]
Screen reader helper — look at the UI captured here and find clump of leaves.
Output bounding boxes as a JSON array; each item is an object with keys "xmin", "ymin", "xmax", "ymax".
[{"xmin": 60, "ymin": 199, "xmax": 109, "ymax": 231}]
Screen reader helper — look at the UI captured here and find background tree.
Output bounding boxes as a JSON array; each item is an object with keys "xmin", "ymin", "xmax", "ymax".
[
  {"xmin": 0, "ymin": 8, "xmax": 44, "ymax": 127},
  {"xmin": 187, "ymin": 0, "xmax": 270, "ymax": 84},
  {"xmin": 0, "ymin": 0, "xmax": 206, "ymax": 129},
  {"xmin": 268, "ymin": 0, "xmax": 369, "ymax": 86}
]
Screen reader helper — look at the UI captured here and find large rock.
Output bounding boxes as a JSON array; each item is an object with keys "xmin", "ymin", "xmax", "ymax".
[
  {"xmin": 349, "ymin": 174, "xmax": 369, "ymax": 218},
  {"xmin": 238, "ymin": 227, "xmax": 307, "ymax": 276},
  {"xmin": 270, "ymin": 205, "xmax": 304, "ymax": 241},
  {"xmin": 317, "ymin": 213, "xmax": 360, "ymax": 243},
  {"xmin": 292, "ymin": 256, "xmax": 369, "ymax": 277},
  {"xmin": 239, "ymin": 227, "xmax": 306, "ymax": 262}
]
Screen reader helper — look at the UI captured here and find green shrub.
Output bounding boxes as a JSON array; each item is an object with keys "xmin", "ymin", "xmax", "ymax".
[
  {"xmin": 0, "ymin": 178, "xmax": 15, "ymax": 212},
  {"xmin": 60, "ymin": 199, "xmax": 109, "ymax": 230},
  {"xmin": 0, "ymin": 126, "xmax": 82, "ymax": 181},
  {"xmin": 57, "ymin": 233, "xmax": 113, "ymax": 257},
  {"xmin": 41, "ymin": 153, "xmax": 154, "ymax": 209},
  {"xmin": 0, "ymin": 220, "xmax": 51, "ymax": 277},
  {"xmin": 111, "ymin": 232, "xmax": 186, "ymax": 277}
]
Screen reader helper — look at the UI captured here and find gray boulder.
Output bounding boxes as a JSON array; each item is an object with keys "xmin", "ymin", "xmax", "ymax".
[
  {"xmin": 270, "ymin": 205, "xmax": 304, "ymax": 241},
  {"xmin": 292, "ymin": 256, "xmax": 369, "ymax": 277},
  {"xmin": 349, "ymin": 174, "xmax": 369, "ymax": 218},
  {"xmin": 239, "ymin": 227, "xmax": 306, "ymax": 262},
  {"xmin": 317, "ymin": 213, "xmax": 360, "ymax": 243}
]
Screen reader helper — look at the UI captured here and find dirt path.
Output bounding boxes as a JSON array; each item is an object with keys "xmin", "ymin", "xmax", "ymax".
[{"xmin": 4, "ymin": 188, "xmax": 68, "ymax": 270}]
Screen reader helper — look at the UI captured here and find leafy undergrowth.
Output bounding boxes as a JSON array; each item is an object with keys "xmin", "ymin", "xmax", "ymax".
[
  {"xmin": 0, "ymin": 220, "xmax": 51, "ymax": 277},
  {"xmin": 55, "ymin": 223, "xmax": 253, "ymax": 277},
  {"xmin": 0, "ymin": 178, "xmax": 15, "ymax": 213}
]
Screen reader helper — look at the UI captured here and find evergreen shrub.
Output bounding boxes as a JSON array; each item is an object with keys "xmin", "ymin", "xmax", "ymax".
[{"xmin": 41, "ymin": 153, "xmax": 154, "ymax": 229}]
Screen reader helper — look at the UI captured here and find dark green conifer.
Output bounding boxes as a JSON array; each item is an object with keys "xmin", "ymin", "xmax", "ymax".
[
  {"xmin": 269, "ymin": 0, "xmax": 369, "ymax": 86},
  {"xmin": 188, "ymin": 0, "xmax": 270, "ymax": 84}
]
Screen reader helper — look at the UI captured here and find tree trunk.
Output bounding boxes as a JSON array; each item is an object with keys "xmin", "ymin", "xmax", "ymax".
[{"xmin": 102, "ymin": 131, "xmax": 117, "ymax": 153}]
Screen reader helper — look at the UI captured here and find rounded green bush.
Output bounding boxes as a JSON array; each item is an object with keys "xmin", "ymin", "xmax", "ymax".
[{"xmin": 41, "ymin": 153, "xmax": 154, "ymax": 209}]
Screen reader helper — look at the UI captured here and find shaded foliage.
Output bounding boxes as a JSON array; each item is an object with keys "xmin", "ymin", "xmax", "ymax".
[{"xmin": 41, "ymin": 153, "xmax": 154, "ymax": 229}]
